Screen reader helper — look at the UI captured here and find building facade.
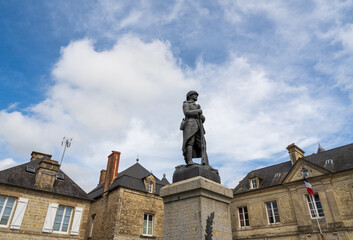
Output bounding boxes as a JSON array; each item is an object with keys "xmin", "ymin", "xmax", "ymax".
[
  {"xmin": 0, "ymin": 151, "xmax": 91, "ymax": 240},
  {"xmin": 86, "ymin": 151, "xmax": 169, "ymax": 240},
  {"xmin": 2, "ymin": 143, "xmax": 353, "ymax": 240},
  {"xmin": 231, "ymin": 143, "xmax": 353, "ymax": 240}
]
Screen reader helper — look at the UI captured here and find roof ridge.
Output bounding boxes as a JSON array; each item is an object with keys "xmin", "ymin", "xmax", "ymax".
[
  {"xmin": 0, "ymin": 158, "xmax": 41, "ymax": 172},
  {"xmin": 305, "ymin": 142, "xmax": 353, "ymax": 157},
  {"xmin": 249, "ymin": 160, "xmax": 290, "ymax": 173}
]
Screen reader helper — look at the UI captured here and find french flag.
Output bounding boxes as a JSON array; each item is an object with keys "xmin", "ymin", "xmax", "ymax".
[{"xmin": 304, "ymin": 178, "xmax": 314, "ymax": 195}]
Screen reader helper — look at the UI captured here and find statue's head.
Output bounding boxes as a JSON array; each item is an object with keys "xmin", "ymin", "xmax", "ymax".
[{"xmin": 186, "ymin": 90, "xmax": 198, "ymax": 100}]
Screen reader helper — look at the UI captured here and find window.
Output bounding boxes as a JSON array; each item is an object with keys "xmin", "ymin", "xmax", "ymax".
[
  {"xmin": 238, "ymin": 206, "xmax": 249, "ymax": 227},
  {"xmin": 274, "ymin": 173, "xmax": 281, "ymax": 178},
  {"xmin": 266, "ymin": 201, "xmax": 280, "ymax": 224},
  {"xmin": 306, "ymin": 194, "xmax": 324, "ymax": 219},
  {"xmin": 143, "ymin": 214, "xmax": 153, "ymax": 236},
  {"xmin": 0, "ymin": 195, "xmax": 16, "ymax": 227},
  {"xmin": 56, "ymin": 173, "xmax": 64, "ymax": 180},
  {"xmin": 53, "ymin": 205, "xmax": 73, "ymax": 233},
  {"xmin": 148, "ymin": 182, "xmax": 153, "ymax": 193},
  {"xmin": 324, "ymin": 159, "xmax": 333, "ymax": 166},
  {"xmin": 250, "ymin": 178, "xmax": 258, "ymax": 189},
  {"xmin": 43, "ymin": 204, "xmax": 82, "ymax": 235},
  {"xmin": 89, "ymin": 214, "xmax": 96, "ymax": 238},
  {"xmin": 26, "ymin": 166, "xmax": 35, "ymax": 173}
]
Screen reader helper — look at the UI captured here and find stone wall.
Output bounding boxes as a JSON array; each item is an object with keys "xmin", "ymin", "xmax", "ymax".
[
  {"xmin": 87, "ymin": 187, "xmax": 164, "ymax": 240},
  {"xmin": 0, "ymin": 184, "xmax": 90, "ymax": 240},
  {"xmin": 230, "ymin": 171, "xmax": 353, "ymax": 240},
  {"xmin": 230, "ymin": 187, "xmax": 298, "ymax": 239}
]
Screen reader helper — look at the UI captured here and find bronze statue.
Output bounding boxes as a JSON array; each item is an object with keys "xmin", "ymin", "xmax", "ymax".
[{"xmin": 180, "ymin": 90, "xmax": 209, "ymax": 166}]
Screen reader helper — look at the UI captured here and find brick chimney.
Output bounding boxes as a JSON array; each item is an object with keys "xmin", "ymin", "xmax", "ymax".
[
  {"xmin": 286, "ymin": 143, "xmax": 305, "ymax": 166},
  {"xmin": 34, "ymin": 158, "xmax": 60, "ymax": 191},
  {"xmin": 30, "ymin": 151, "xmax": 52, "ymax": 161},
  {"xmin": 103, "ymin": 151, "xmax": 121, "ymax": 192},
  {"xmin": 99, "ymin": 170, "xmax": 107, "ymax": 185}
]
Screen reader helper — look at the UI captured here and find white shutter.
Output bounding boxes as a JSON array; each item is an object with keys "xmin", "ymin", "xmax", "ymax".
[
  {"xmin": 10, "ymin": 197, "xmax": 28, "ymax": 230},
  {"xmin": 42, "ymin": 203, "xmax": 58, "ymax": 233},
  {"xmin": 70, "ymin": 207, "xmax": 83, "ymax": 235}
]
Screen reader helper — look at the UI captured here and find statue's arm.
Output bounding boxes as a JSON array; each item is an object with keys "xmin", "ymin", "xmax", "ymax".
[
  {"xmin": 200, "ymin": 114, "xmax": 205, "ymax": 123},
  {"xmin": 183, "ymin": 103, "xmax": 201, "ymax": 117}
]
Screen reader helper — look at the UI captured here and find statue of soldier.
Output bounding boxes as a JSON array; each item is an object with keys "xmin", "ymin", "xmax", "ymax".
[{"xmin": 180, "ymin": 90, "xmax": 209, "ymax": 166}]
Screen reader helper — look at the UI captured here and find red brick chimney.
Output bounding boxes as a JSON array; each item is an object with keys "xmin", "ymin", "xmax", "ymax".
[
  {"xmin": 103, "ymin": 151, "xmax": 121, "ymax": 192},
  {"xmin": 99, "ymin": 170, "xmax": 107, "ymax": 185}
]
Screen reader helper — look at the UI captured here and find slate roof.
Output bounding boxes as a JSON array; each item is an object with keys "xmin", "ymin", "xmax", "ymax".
[
  {"xmin": 0, "ymin": 158, "xmax": 90, "ymax": 200},
  {"xmin": 234, "ymin": 143, "xmax": 353, "ymax": 195},
  {"xmin": 87, "ymin": 162, "xmax": 170, "ymax": 200}
]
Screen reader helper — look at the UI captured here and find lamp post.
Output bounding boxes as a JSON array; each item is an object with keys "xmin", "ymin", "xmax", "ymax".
[{"xmin": 301, "ymin": 167, "xmax": 309, "ymax": 178}]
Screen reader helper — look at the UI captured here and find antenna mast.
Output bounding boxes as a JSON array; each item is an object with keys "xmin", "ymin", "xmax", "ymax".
[{"xmin": 60, "ymin": 137, "xmax": 72, "ymax": 166}]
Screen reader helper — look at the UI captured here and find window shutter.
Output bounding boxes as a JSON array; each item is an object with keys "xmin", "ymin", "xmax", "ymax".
[
  {"xmin": 70, "ymin": 207, "xmax": 83, "ymax": 235},
  {"xmin": 42, "ymin": 203, "xmax": 58, "ymax": 233},
  {"xmin": 10, "ymin": 198, "xmax": 28, "ymax": 230}
]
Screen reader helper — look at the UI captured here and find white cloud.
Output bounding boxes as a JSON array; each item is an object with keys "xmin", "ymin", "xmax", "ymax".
[
  {"xmin": 190, "ymin": 56, "xmax": 346, "ymax": 164},
  {"xmin": 0, "ymin": 158, "xmax": 17, "ymax": 171},
  {"xmin": 0, "ymin": 36, "xmax": 195, "ymax": 191}
]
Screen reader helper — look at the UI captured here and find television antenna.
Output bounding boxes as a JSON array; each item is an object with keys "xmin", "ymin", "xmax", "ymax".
[{"xmin": 60, "ymin": 137, "xmax": 72, "ymax": 166}]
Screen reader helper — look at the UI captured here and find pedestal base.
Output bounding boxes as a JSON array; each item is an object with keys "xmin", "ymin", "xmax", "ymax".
[
  {"xmin": 173, "ymin": 164, "xmax": 221, "ymax": 183},
  {"xmin": 160, "ymin": 176, "xmax": 233, "ymax": 240}
]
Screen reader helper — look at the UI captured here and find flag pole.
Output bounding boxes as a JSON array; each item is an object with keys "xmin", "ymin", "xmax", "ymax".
[
  {"xmin": 310, "ymin": 194, "xmax": 323, "ymax": 235},
  {"xmin": 301, "ymin": 168, "xmax": 323, "ymax": 239}
]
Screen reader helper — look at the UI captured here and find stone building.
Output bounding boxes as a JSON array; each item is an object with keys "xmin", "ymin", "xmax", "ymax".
[
  {"xmin": 0, "ymin": 151, "xmax": 91, "ymax": 240},
  {"xmin": 86, "ymin": 151, "xmax": 169, "ymax": 240},
  {"xmin": 231, "ymin": 143, "xmax": 353, "ymax": 240}
]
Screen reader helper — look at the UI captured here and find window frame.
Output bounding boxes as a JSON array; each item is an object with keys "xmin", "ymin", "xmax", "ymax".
[
  {"xmin": 0, "ymin": 195, "xmax": 16, "ymax": 228},
  {"xmin": 238, "ymin": 206, "xmax": 249, "ymax": 228},
  {"xmin": 52, "ymin": 205, "xmax": 73, "ymax": 234},
  {"xmin": 250, "ymin": 178, "xmax": 258, "ymax": 189},
  {"xmin": 306, "ymin": 194, "xmax": 325, "ymax": 219},
  {"xmin": 143, "ymin": 213, "xmax": 153, "ymax": 236},
  {"xmin": 265, "ymin": 201, "xmax": 280, "ymax": 225},
  {"xmin": 148, "ymin": 182, "xmax": 153, "ymax": 193}
]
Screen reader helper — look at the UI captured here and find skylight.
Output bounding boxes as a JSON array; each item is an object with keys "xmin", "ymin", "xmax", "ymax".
[
  {"xmin": 56, "ymin": 173, "xmax": 64, "ymax": 180},
  {"xmin": 26, "ymin": 166, "xmax": 35, "ymax": 173}
]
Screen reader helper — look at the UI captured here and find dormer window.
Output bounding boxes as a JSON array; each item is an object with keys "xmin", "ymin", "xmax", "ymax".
[
  {"xmin": 324, "ymin": 159, "xmax": 333, "ymax": 166},
  {"xmin": 274, "ymin": 173, "xmax": 281, "ymax": 178},
  {"xmin": 250, "ymin": 178, "xmax": 258, "ymax": 189},
  {"xmin": 148, "ymin": 182, "xmax": 153, "ymax": 193}
]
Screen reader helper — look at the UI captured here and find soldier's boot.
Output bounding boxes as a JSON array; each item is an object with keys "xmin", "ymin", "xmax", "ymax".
[{"xmin": 186, "ymin": 146, "xmax": 195, "ymax": 165}]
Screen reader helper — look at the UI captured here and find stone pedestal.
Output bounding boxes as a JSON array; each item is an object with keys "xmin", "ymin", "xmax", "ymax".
[{"xmin": 160, "ymin": 176, "xmax": 233, "ymax": 240}]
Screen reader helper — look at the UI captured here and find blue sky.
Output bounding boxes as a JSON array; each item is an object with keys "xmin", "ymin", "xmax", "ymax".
[{"xmin": 1, "ymin": 0, "xmax": 353, "ymax": 191}]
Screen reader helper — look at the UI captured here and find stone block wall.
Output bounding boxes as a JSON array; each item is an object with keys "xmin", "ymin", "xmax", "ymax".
[
  {"xmin": 230, "ymin": 187, "xmax": 298, "ymax": 239},
  {"xmin": 230, "ymin": 172, "xmax": 353, "ymax": 239},
  {"xmin": 161, "ymin": 176, "xmax": 233, "ymax": 240},
  {"xmin": 0, "ymin": 184, "xmax": 90, "ymax": 240},
  {"xmin": 87, "ymin": 187, "xmax": 164, "ymax": 240},
  {"xmin": 332, "ymin": 173, "xmax": 353, "ymax": 227}
]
